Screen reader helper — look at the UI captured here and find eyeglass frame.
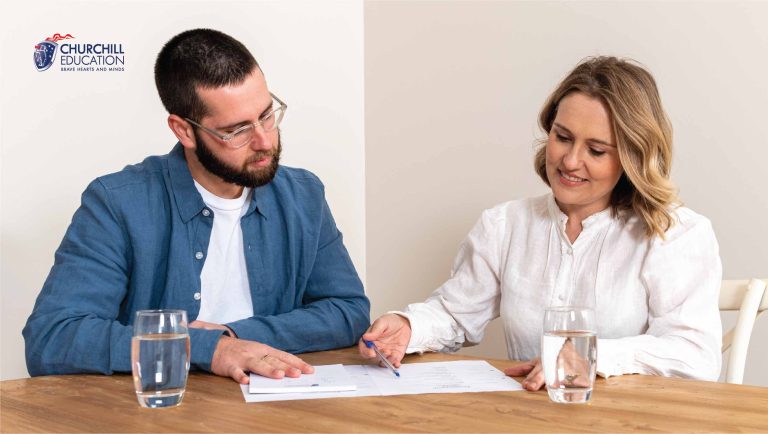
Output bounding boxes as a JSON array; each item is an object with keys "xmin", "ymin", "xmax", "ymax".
[{"xmin": 183, "ymin": 92, "xmax": 287, "ymax": 149}]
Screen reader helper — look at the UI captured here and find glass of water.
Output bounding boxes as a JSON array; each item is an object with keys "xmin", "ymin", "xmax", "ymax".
[
  {"xmin": 541, "ymin": 306, "xmax": 597, "ymax": 404},
  {"xmin": 131, "ymin": 309, "xmax": 190, "ymax": 408}
]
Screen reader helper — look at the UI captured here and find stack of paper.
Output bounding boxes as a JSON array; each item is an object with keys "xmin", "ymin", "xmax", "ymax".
[
  {"xmin": 242, "ymin": 360, "xmax": 523, "ymax": 403},
  {"xmin": 248, "ymin": 364, "xmax": 356, "ymax": 394}
]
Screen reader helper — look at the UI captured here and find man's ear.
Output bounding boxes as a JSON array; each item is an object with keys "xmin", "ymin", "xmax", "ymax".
[{"xmin": 168, "ymin": 114, "xmax": 196, "ymax": 150}]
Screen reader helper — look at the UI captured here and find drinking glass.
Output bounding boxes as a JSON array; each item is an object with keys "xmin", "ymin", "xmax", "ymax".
[
  {"xmin": 131, "ymin": 309, "xmax": 190, "ymax": 408},
  {"xmin": 541, "ymin": 306, "xmax": 597, "ymax": 404}
]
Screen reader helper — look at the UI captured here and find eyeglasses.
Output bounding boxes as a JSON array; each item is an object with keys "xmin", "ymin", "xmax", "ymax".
[{"xmin": 184, "ymin": 93, "xmax": 287, "ymax": 149}]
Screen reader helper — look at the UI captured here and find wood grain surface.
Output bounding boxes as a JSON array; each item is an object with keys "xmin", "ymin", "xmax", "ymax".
[{"xmin": 2, "ymin": 347, "xmax": 767, "ymax": 432}]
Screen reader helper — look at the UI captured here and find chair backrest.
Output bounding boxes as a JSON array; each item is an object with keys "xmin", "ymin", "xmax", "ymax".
[{"xmin": 719, "ymin": 278, "xmax": 768, "ymax": 384}]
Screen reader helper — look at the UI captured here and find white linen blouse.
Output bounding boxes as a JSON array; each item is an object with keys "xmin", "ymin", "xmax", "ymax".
[{"xmin": 399, "ymin": 193, "xmax": 722, "ymax": 380}]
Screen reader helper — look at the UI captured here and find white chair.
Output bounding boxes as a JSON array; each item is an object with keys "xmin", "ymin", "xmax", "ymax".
[{"xmin": 720, "ymin": 278, "xmax": 768, "ymax": 384}]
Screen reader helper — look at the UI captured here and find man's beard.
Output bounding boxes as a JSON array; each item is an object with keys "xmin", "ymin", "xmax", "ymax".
[{"xmin": 194, "ymin": 131, "xmax": 281, "ymax": 188}]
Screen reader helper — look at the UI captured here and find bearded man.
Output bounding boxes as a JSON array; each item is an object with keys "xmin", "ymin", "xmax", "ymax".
[{"xmin": 23, "ymin": 29, "xmax": 370, "ymax": 384}]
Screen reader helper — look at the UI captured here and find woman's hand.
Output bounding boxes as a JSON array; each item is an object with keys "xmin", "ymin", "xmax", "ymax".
[
  {"xmin": 504, "ymin": 339, "xmax": 591, "ymax": 391},
  {"xmin": 504, "ymin": 358, "xmax": 545, "ymax": 391},
  {"xmin": 358, "ymin": 313, "xmax": 412, "ymax": 367},
  {"xmin": 550, "ymin": 338, "xmax": 592, "ymax": 388}
]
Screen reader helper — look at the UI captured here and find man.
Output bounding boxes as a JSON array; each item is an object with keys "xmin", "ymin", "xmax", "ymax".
[{"xmin": 23, "ymin": 29, "xmax": 370, "ymax": 384}]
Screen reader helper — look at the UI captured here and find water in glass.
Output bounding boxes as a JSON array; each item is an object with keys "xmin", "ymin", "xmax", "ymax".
[
  {"xmin": 542, "ymin": 330, "xmax": 597, "ymax": 403},
  {"xmin": 131, "ymin": 310, "xmax": 190, "ymax": 408},
  {"xmin": 542, "ymin": 306, "xmax": 597, "ymax": 404}
]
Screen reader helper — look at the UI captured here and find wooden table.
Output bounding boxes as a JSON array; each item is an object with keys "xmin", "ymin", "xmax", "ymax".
[{"xmin": 2, "ymin": 348, "xmax": 767, "ymax": 432}]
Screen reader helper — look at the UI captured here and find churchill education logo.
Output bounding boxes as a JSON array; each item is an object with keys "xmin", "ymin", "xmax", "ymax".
[
  {"xmin": 33, "ymin": 33, "xmax": 126, "ymax": 72},
  {"xmin": 33, "ymin": 33, "xmax": 72, "ymax": 71}
]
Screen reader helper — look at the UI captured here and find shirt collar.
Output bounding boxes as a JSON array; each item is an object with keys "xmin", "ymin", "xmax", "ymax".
[
  {"xmin": 168, "ymin": 143, "xmax": 207, "ymax": 223},
  {"xmin": 546, "ymin": 192, "xmax": 614, "ymax": 236},
  {"xmin": 246, "ymin": 179, "xmax": 273, "ymax": 220},
  {"xmin": 167, "ymin": 143, "xmax": 273, "ymax": 222}
]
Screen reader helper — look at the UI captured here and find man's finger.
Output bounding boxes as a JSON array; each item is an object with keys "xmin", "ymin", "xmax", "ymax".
[
  {"xmin": 268, "ymin": 351, "xmax": 314, "ymax": 374},
  {"xmin": 261, "ymin": 354, "xmax": 301, "ymax": 378},
  {"xmin": 188, "ymin": 320, "xmax": 205, "ymax": 329},
  {"xmin": 189, "ymin": 320, "xmax": 225, "ymax": 331},
  {"xmin": 246, "ymin": 356, "xmax": 286, "ymax": 379},
  {"xmin": 229, "ymin": 366, "xmax": 249, "ymax": 385}
]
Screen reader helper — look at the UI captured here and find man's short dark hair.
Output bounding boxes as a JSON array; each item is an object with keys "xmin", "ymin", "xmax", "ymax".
[{"xmin": 154, "ymin": 28, "xmax": 259, "ymax": 120}]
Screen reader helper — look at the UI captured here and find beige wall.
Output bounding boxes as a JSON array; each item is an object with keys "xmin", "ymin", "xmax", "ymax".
[
  {"xmin": 2, "ymin": 0, "xmax": 766, "ymax": 387},
  {"xmin": 365, "ymin": 1, "xmax": 768, "ymax": 386}
]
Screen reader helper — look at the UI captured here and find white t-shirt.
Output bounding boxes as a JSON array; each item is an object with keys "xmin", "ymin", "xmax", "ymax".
[
  {"xmin": 398, "ymin": 193, "xmax": 722, "ymax": 380},
  {"xmin": 194, "ymin": 181, "xmax": 254, "ymax": 324}
]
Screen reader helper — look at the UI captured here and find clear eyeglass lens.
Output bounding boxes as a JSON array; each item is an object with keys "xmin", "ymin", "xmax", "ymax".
[
  {"xmin": 225, "ymin": 106, "xmax": 284, "ymax": 148},
  {"xmin": 230, "ymin": 128, "xmax": 254, "ymax": 149},
  {"xmin": 260, "ymin": 112, "xmax": 276, "ymax": 131}
]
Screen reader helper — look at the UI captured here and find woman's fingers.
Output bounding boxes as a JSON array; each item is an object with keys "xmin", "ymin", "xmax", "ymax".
[
  {"xmin": 359, "ymin": 314, "xmax": 411, "ymax": 363},
  {"xmin": 522, "ymin": 360, "xmax": 545, "ymax": 391},
  {"xmin": 503, "ymin": 359, "xmax": 537, "ymax": 377},
  {"xmin": 505, "ymin": 358, "xmax": 546, "ymax": 392}
]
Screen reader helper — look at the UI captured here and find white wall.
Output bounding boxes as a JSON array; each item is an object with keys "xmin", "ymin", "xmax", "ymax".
[
  {"xmin": 365, "ymin": 1, "xmax": 768, "ymax": 386},
  {"xmin": 0, "ymin": 0, "xmax": 365, "ymax": 380}
]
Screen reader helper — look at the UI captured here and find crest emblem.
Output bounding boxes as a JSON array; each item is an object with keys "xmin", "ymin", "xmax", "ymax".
[
  {"xmin": 33, "ymin": 33, "xmax": 74, "ymax": 72},
  {"xmin": 34, "ymin": 41, "xmax": 58, "ymax": 71}
]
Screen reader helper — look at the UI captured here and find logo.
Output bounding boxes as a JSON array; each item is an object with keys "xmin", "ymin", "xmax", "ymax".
[
  {"xmin": 33, "ymin": 33, "xmax": 126, "ymax": 73},
  {"xmin": 34, "ymin": 33, "xmax": 74, "ymax": 72}
]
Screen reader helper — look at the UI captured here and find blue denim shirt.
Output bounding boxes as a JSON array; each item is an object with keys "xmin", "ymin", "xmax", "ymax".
[{"xmin": 23, "ymin": 144, "xmax": 370, "ymax": 375}]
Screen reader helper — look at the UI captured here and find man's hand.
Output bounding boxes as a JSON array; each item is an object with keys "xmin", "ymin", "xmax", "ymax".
[
  {"xmin": 190, "ymin": 320, "xmax": 312, "ymax": 384},
  {"xmin": 209, "ymin": 336, "xmax": 314, "ymax": 384},
  {"xmin": 358, "ymin": 313, "xmax": 412, "ymax": 368},
  {"xmin": 189, "ymin": 320, "xmax": 236, "ymax": 337}
]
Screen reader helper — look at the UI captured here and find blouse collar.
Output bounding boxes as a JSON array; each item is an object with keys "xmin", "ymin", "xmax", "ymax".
[{"xmin": 546, "ymin": 193, "xmax": 616, "ymax": 237}]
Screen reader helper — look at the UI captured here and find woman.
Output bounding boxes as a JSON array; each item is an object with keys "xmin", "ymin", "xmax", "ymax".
[{"xmin": 359, "ymin": 56, "xmax": 722, "ymax": 390}]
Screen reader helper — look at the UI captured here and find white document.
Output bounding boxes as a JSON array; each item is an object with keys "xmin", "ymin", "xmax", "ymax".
[
  {"xmin": 241, "ymin": 360, "xmax": 522, "ymax": 403},
  {"xmin": 248, "ymin": 364, "xmax": 357, "ymax": 394}
]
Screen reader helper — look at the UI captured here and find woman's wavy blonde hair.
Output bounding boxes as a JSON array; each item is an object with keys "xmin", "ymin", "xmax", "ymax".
[{"xmin": 534, "ymin": 56, "xmax": 678, "ymax": 239}]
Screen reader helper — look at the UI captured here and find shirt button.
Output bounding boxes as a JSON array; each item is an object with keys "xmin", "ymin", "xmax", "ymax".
[
  {"xmin": 558, "ymin": 294, "xmax": 565, "ymax": 301},
  {"xmin": 202, "ymin": 209, "xmax": 211, "ymax": 217},
  {"xmin": 193, "ymin": 292, "xmax": 201, "ymax": 301},
  {"xmin": 195, "ymin": 251, "xmax": 204, "ymax": 260},
  {"xmin": 567, "ymin": 248, "xmax": 573, "ymax": 255}
]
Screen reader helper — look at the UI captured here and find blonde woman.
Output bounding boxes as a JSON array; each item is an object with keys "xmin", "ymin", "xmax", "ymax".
[{"xmin": 359, "ymin": 57, "xmax": 722, "ymax": 389}]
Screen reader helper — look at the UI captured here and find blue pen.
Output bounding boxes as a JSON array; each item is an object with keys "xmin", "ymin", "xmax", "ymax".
[{"xmin": 363, "ymin": 339, "xmax": 400, "ymax": 378}]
